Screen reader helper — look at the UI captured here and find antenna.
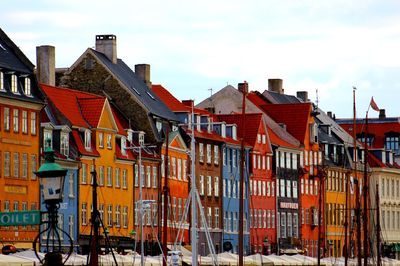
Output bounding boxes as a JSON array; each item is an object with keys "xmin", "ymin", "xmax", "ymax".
[
  {"xmin": 316, "ymin": 88, "xmax": 319, "ymax": 108},
  {"xmin": 208, "ymin": 88, "xmax": 213, "ymax": 97}
]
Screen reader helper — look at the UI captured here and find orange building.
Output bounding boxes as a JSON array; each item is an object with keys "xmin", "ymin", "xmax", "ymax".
[
  {"xmin": 0, "ymin": 28, "xmax": 44, "ymax": 249},
  {"xmin": 40, "ymin": 84, "xmax": 136, "ymax": 253}
]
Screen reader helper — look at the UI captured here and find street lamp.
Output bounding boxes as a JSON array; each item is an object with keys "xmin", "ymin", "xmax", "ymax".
[{"xmin": 33, "ymin": 140, "xmax": 73, "ymax": 265}]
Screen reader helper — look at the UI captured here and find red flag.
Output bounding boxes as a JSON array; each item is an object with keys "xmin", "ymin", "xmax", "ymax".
[{"xmin": 370, "ymin": 97, "xmax": 380, "ymax": 112}]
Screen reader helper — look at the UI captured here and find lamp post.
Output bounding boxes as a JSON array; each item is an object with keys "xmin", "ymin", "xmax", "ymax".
[{"xmin": 34, "ymin": 140, "xmax": 73, "ymax": 265}]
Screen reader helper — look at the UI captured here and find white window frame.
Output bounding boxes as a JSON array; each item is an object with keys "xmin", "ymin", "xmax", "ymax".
[
  {"xmin": 207, "ymin": 176, "xmax": 212, "ymax": 196},
  {"xmin": 30, "ymin": 112, "xmax": 36, "ymax": 135},
  {"xmin": 207, "ymin": 144, "xmax": 212, "ymax": 164},
  {"xmin": 214, "ymin": 176, "xmax": 219, "ymax": 197},
  {"xmin": 107, "ymin": 134, "xmax": 112, "ymax": 149},
  {"xmin": 200, "ymin": 175, "xmax": 205, "ymax": 195},
  {"xmin": 13, "ymin": 109, "xmax": 19, "ymax": 132},
  {"xmin": 99, "ymin": 132, "xmax": 104, "ymax": 148},
  {"xmin": 24, "ymin": 77, "xmax": 31, "ymax": 96},
  {"xmin": 214, "ymin": 145, "xmax": 219, "ymax": 165},
  {"xmin": 199, "ymin": 143, "xmax": 204, "ymax": 162},
  {"xmin": 11, "ymin": 75, "xmax": 17, "ymax": 93},
  {"xmin": 4, "ymin": 107, "xmax": 10, "ymax": 131},
  {"xmin": 84, "ymin": 130, "xmax": 91, "ymax": 150},
  {"xmin": 22, "ymin": 110, "xmax": 28, "ymax": 133},
  {"xmin": 60, "ymin": 131, "xmax": 69, "ymax": 156}
]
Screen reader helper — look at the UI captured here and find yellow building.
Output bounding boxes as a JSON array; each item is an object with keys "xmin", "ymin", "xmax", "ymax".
[
  {"xmin": 0, "ymin": 28, "xmax": 44, "ymax": 249},
  {"xmin": 40, "ymin": 84, "xmax": 135, "ymax": 252}
]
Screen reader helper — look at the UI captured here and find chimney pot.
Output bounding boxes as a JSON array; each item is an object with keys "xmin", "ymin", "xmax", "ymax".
[
  {"xmin": 238, "ymin": 81, "xmax": 249, "ymax": 94},
  {"xmin": 135, "ymin": 64, "xmax": 151, "ymax": 88},
  {"xmin": 95, "ymin": 34, "xmax": 117, "ymax": 64},
  {"xmin": 268, "ymin": 79, "xmax": 283, "ymax": 94},
  {"xmin": 379, "ymin": 109, "xmax": 386, "ymax": 119},
  {"xmin": 327, "ymin": 111, "xmax": 332, "ymax": 118},
  {"xmin": 296, "ymin": 91, "xmax": 308, "ymax": 102},
  {"xmin": 36, "ymin": 45, "xmax": 55, "ymax": 86}
]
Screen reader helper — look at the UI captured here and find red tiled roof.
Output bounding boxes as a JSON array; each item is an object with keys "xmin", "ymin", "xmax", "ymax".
[
  {"xmin": 40, "ymin": 83, "xmax": 104, "ymax": 128},
  {"xmin": 258, "ymin": 103, "xmax": 312, "ymax": 144},
  {"xmin": 247, "ymin": 91, "xmax": 271, "ymax": 107},
  {"xmin": 152, "ymin": 84, "xmax": 209, "ymax": 115},
  {"xmin": 216, "ymin": 113, "xmax": 265, "ymax": 147},
  {"xmin": 368, "ymin": 152, "xmax": 386, "ymax": 168},
  {"xmin": 339, "ymin": 121, "xmax": 400, "ymax": 150},
  {"xmin": 78, "ymin": 98, "xmax": 106, "ymax": 127},
  {"xmin": 267, "ymin": 125, "xmax": 298, "ymax": 148},
  {"xmin": 111, "ymin": 107, "xmax": 129, "ymax": 135}
]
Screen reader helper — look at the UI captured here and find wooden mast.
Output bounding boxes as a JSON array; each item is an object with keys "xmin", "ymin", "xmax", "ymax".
[
  {"xmin": 162, "ymin": 126, "xmax": 169, "ymax": 266},
  {"xmin": 376, "ymin": 182, "xmax": 381, "ymax": 266},
  {"xmin": 363, "ymin": 111, "xmax": 369, "ymax": 266},
  {"xmin": 239, "ymin": 81, "xmax": 247, "ymax": 266}
]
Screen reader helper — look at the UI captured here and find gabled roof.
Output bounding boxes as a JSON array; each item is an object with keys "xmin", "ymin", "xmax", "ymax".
[
  {"xmin": 41, "ymin": 83, "xmax": 104, "ymax": 128},
  {"xmin": 259, "ymin": 103, "xmax": 312, "ymax": 144},
  {"xmin": 216, "ymin": 113, "xmax": 271, "ymax": 152},
  {"xmin": 0, "ymin": 28, "xmax": 33, "ymax": 73},
  {"xmin": 90, "ymin": 49, "xmax": 177, "ymax": 122}
]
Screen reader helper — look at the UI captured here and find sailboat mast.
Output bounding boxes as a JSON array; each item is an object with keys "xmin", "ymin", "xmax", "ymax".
[
  {"xmin": 89, "ymin": 160, "xmax": 99, "ymax": 266},
  {"xmin": 353, "ymin": 88, "xmax": 362, "ymax": 266},
  {"xmin": 190, "ymin": 103, "xmax": 198, "ymax": 266},
  {"xmin": 163, "ymin": 126, "xmax": 169, "ymax": 266},
  {"xmin": 239, "ymin": 82, "xmax": 247, "ymax": 266},
  {"xmin": 344, "ymin": 170, "xmax": 349, "ymax": 266},
  {"xmin": 376, "ymin": 182, "xmax": 381, "ymax": 266},
  {"xmin": 363, "ymin": 113, "xmax": 369, "ymax": 266}
]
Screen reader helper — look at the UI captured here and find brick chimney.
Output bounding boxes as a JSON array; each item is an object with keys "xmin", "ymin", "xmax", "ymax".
[
  {"xmin": 135, "ymin": 64, "xmax": 151, "ymax": 88},
  {"xmin": 268, "ymin": 79, "xmax": 283, "ymax": 94},
  {"xmin": 95, "ymin": 35, "xmax": 117, "ymax": 64},
  {"xmin": 238, "ymin": 81, "xmax": 248, "ymax": 94},
  {"xmin": 327, "ymin": 111, "xmax": 333, "ymax": 119},
  {"xmin": 182, "ymin": 100, "xmax": 194, "ymax": 108},
  {"xmin": 296, "ymin": 91, "xmax": 308, "ymax": 102},
  {"xmin": 379, "ymin": 109, "xmax": 386, "ymax": 119},
  {"xmin": 36, "ymin": 45, "xmax": 55, "ymax": 86}
]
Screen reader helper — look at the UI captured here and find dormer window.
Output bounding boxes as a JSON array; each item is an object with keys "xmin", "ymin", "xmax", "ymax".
[
  {"xmin": 107, "ymin": 134, "xmax": 112, "ymax": 149},
  {"xmin": 138, "ymin": 132, "xmax": 145, "ymax": 146},
  {"xmin": 188, "ymin": 114, "xmax": 192, "ymax": 128},
  {"xmin": 99, "ymin": 132, "xmax": 104, "ymax": 148},
  {"xmin": 196, "ymin": 115, "xmax": 201, "ymax": 131},
  {"xmin": 221, "ymin": 123, "xmax": 226, "ymax": 138},
  {"xmin": 127, "ymin": 129, "xmax": 133, "ymax": 143},
  {"xmin": 232, "ymin": 125, "xmax": 237, "ymax": 140},
  {"xmin": 11, "ymin": 75, "xmax": 18, "ymax": 94},
  {"xmin": 207, "ymin": 117, "xmax": 212, "ymax": 133},
  {"xmin": 0, "ymin": 72, "xmax": 4, "ymax": 90},
  {"xmin": 60, "ymin": 131, "xmax": 69, "ymax": 156},
  {"xmin": 121, "ymin": 137, "xmax": 127, "ymax": 155},
  {"xmin": 24, "ymin": 77, "xmax": 31, "ymax": 96},
  {"xmin": 43, "ymin": 129, "xmax": 53, "ymax": 149},
  {"xmin": 84, "ymin": 130, "xmax": 91, "ymax": 150}
]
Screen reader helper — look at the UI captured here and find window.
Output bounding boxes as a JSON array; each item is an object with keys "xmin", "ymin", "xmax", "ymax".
[
  {"xmin": 146, "ymin": 166, "xmax": 151, "ymax": 187},
  {"xmin": 99, "ymin": 204, "xmax": 105, "ymax": 224},
  {"xmin": 207, "ymin": 176, "xmax": 212, "ymax": 196},
  {"xmin": 68, "ymin": 215, "xmax": 74, "ymax": 240},
  {"xmin": 200, "ymin": 175, "xmax": 204, "ymax": 195},
  {"xmin": 68, "ymin": 173, "xmax": 74, "ymax": 198},
  {"xmin": 286, "ymin": 180, "xmax": 291, "ymax": 198},
  {"xmin": 20, "ymin": 153, "xmax": 28, "ymax": 179},
  {"xmin": 107, "ymin": 166, "xmax": 113, "ymax": 187},
  {"xmin": 207, "ymin": 207, "xmax": 212, "ymax": 228},
  {"xmin": 30, "ymin": 112, "xmax": 36, "ymax": 135},
  {"xmin": 223, "ymin": 148, "xmax": 227, "ymax": 165},
  {"xmin": 115, "ymin": 205, "xmax": 121, "ymax": 227},
  {"xmin": 310, "ymin": 179, "xmax": 314, "ymax": 195},
  {"xmin": 207, "ymin": 144, "xmax": 211, "ymax": 164},
  {"xmin": 43, "ymin": 129, "xmax": 52, "ymax": 149},
  {"xmin": 22, "ymin": 111, "xmax": 27, "ymax": 133},
  {"xmin": 107, "ymin": 205, "xmax": 113, "ymax": 227},
  {"xmin": 84, "ymin": 130, "xmax": 91, "ymax": 150},
  {"xmin": 30, "ymin": 154, "xmax": 37, "ymax": 180},
  {"xmin": 183, "ymin": 159, "xmax": 187, "ymax": 180},
  {"xmin": 280, "ymin": 179, "xmax": 285, "ymax": 197},
  {"xmin": 293, "ymin": 181, "xmax": 298, "ymax": 198},
  {"xmin": 4, "ymin": 107, "xmax": 10, "ymax": 131},
  {"xmin": 281, "ymin": 213, "xmax": 286, "ymax": 238},
  {"xmin": 13, "ymin": 109, "xmax": 19, "ymax": 132},
  {"xmin": 122, "ymin": 169, "xmax": 127, "ymax": 188},
  {"xmin": 199, "ymin": 143, "xmax": 204, "ymax": 162},
  {"xmin": 177, "ymin": 158, "xmax": 182, "ymax": 180},
  {"xmin": 121, "ymin": 137, "xmax": 127, "ymax": 155},
  {"xmin": 24, "ymin": 77, "xmax": 31, "ymax": 95},
  {"xmin": 214, "ymin": 176, "xmax": 219, "ymax": 197},
  {"xmin": 152, "ymin": 166, "xmax": 157, "ymax": 188},
  {"xmin": 0, "ymin": 72, "xmax": 3, "ymax": 90},
  {"xmin": 11, "ymin": 75, "xmax": 17, "ymax": 93},
  {"xmin": 215, "ymin": 207, "xmax": 219, "ymax": 229},
  {"xmin": 99, "ymin": 132, "xmax": 104, "ymax": 148},
  {"xmin": 115, "ymin": 168, "xmax": 120, "ymax": 188},
  {"xmin": 385, "ymin": 134, "xmax": 400, "ymax": 155},
  {"xmin": 123, "ymin": 206, "xmax": 128, "ymax": 228},
  {"xmin": 262, "ymin": 156, "xmax": 266, "ymax": 169},
  {"xmin": 82, "ymin": 164, "xmax": 87, "ymax": 184},
  {"xmin": 13, "ymin": 152, "xmax": 19, "ymax": 178},
  {"xmin": 257, "ymin": 134, "xmax": 261, "ymax": 143},
  {"xmin": 107, "ymin": 134, "xmax": 112, "ymax": 149},
  {"xmin": 140, "ymin": 165, "xmax": 144, "ymax": 187},
  {"xmin": 60, "ymin": 132, "xmax": 69, "ymax": 156},
  {"xmin": 4, "ymin": 152, "xmax": 9, "ymax": 177},
  {"xmin": 305, "ymin": 179, "xmax": 309, "ymax": 194},
  {"xmin": 213, "ymin": 145, "xmax": 219, "ymax": 165},
  {"xmin": 99, "ymin": 166, "xmax": 104, "ymax": 186},
  {"xmin": 171, "ymin": 157, "xmax": 176, "ymax": 178},
  {"xmin": 82, "ymin": 203, "xmax": 87, "ymax": 225},
  {"xmin": 293, "ymin": 213, "xmax": 298, "ymax": 237},
  {"xmin": 233, "ymin": 150, "xmax": 237, "ymax": 168}
]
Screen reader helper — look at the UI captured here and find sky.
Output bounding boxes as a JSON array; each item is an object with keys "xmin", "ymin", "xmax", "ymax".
[{"xmin": 2, "ymin": 0, "xmax": 400, "ymax": 118}]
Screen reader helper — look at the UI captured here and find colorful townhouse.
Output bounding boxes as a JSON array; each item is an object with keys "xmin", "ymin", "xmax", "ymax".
[
  {"xmin": 0, "ymin": 28, "xmax": 44, "ymax": 249},
  {"xmin": 152, "ymin": 85, "xmax": 191, "ymax": 247},
  {"xmin": 217, "ymin": 113, "xmax": 269, "ymax": 255},
  {"xmin": 197, "ymin": 82, "xmax": 302, "ymax": 255},
  {"xmin": 152, "ymin": 84, "xmax": 226, "ymax": 255},
  {"xmin": 337, "ymin": 109, "xmax": 400, "ymax": 259},
  {"xmin": 39, "ymin": 84, "xmax": 136, "ymax": 254}
]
